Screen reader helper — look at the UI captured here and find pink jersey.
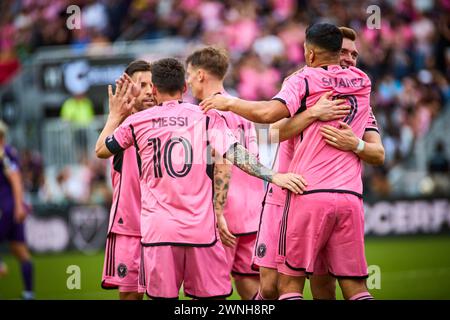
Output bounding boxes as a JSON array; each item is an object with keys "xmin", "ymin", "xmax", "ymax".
[
  {"xmin": 107, "ymin": 145, "xmax": 141, "ymax": 236},
  {"xmin": 218, "ymin": 93, "xmax": 264, "ymax": 235},
  {"xmin": 273, "ymin": 65, "xmax": 372, "ymax": 196},
  {"xmin": 265, "ymin": 106, "xmax": 378, "ymax": 206},
  {"xmin": 265, "ymin": 138, "xmax": 295, "ymax": 206},
  {"xmin": 106, "ymin": 100, "xmax": 238, "ymax": 246}
]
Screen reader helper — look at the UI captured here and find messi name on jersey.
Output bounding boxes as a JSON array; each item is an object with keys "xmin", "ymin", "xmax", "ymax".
[{"xmin": 151, "ymin": 117, "xmax": 188, "ymax": 128}]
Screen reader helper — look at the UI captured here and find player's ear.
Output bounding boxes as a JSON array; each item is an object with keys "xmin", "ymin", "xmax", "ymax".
[
  {"xmin": 304, "ymin": 43, "xmax": 312, "ymax": 65},
  {"xmin": 198, "ymin": 69, "xmax": 204, "ymax": 82},
  {"xmin": 182, "ymin": 83, "xmax": 187, "ymax": 94}
]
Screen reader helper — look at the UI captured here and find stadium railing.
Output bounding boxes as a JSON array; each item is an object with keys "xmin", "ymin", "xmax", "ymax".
[{"xmin": 42, "ymin": 116, "xmax": 107, "ymax": 168}]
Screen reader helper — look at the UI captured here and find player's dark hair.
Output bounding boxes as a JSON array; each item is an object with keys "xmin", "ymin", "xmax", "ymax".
[
  {"xmin": 150, "ymin": 58, "xmax": 186, "ymax": 95},
  {"xmin": 186, "ymin": 46, "xmax": 229, "ymax": 80},
  {"xmin": 124, "ymin": 60, "xmax": 151, "ymax": 76},
  {"xmin": 339, "ymin": 27, "xmax": 357, "ymax": 41},
  {"xmin": 305, "ymin": 23, "xmax": 343, "ymax": 54}
]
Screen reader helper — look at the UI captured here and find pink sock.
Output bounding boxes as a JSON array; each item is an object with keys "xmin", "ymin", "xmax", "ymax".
[
  {"xmin": 279, "ymin": 292, "xmax": 303, "ymax": 300},
  {"xmin": 349, "ymin": 292, "xmax": 374, "ymax": 300}
]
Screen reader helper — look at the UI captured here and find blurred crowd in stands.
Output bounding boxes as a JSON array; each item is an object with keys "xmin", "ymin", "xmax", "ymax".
[
  {"xmin": 1, "ymin": 0, "xmax": 449, "ymax": 203},
  {"xmin": 17, "ymin": 148, "xmax": 112, "ymax": 206}
]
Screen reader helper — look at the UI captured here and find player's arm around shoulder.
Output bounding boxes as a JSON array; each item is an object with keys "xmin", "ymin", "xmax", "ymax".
[
  {"xmin": 270, "ymin": 92, "xmax": 350, "ymax": 142},
  {"xmin": 200, "ymin": 94, "xmax": 290, "ymax": 124}
]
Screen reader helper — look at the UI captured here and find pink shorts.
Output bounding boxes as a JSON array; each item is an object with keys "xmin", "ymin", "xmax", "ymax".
[
  {"xmin": 224, "ymin": 233, "xmax": 259, "ymax": 279},
  {"xmin": 277, "ymin": 192, "xmax": 368, "ymax": 279},
  {"xmin": 139, "ymin": 240, "xmax": 232, "ymax": 299},
  {"xmin": 252, "ymin": 203, "xmax": 283, "ymax": 270},
  {"xmin": 102, "ymin": 233, "xmax": 141, "ymax": 292}
]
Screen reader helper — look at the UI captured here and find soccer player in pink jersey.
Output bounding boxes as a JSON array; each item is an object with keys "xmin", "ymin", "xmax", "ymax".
[
  {"xmin": 317, "ymin": 27, "xmax": 384, "ymax": 166},
  {"xmin": 185, "ymin": 46, "xmax": 264, "ymax": 300},
  {"xmin": 253, "ymin": 27, "xmax": 385, "ymax": 300},
  {"xmin": 95, "ymin": 58, "xmax": 306, "ymax": 299},
  {"xmin": 201, "ymin": 23, "xmax": 375, "ymax": 300},
  {"xmin": 275, "ymin": 27, "xmax": 384, "ymax": 167},
  {"xmin": 253, "ymin": 91, "xmax": 352, "ymax": 301},
  {"xmin": 100, "ymin": 60, "xmax": 155, "ymax": 300}
]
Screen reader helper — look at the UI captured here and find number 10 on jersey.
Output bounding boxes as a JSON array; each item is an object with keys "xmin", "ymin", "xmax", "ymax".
[{"xmin": 148, "ymin": 137, "xmax": 193, "ymax": 178}]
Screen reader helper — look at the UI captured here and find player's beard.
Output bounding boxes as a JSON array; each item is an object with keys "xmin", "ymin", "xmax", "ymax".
[{"xmin": 137, "ymin": 97, "xmax": 156, "ymax": 111}]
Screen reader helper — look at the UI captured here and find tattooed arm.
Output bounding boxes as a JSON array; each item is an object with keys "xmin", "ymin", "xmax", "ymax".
[
  {"xmin": 224, "ymin": 143, "xmax": 307, "ymax": 194},
  {"xmin": 213, "ymin": 162, "xmax": 236, "ymax": 247}
]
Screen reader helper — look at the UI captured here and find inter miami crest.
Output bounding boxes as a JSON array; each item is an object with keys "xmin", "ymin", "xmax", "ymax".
[
  {"xmin": 117, "ymin": 263, "xmax": 128, "ymax": 278},
  {"xmin": 257, "ymin": 243, "xmax": 267, "ymax": 258}
]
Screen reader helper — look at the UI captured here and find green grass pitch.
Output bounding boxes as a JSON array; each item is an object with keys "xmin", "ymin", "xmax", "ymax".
[{"xmin": 1, "ymin": 235, "xmax": 450, "ymax": 300}]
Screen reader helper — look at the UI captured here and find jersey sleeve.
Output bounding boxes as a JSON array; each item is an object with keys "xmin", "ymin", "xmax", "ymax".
[
  {"xmin": 3, "ymin": 146, "xmax": 20, "ymax": 173},
  {"xmin": 208, "ymin": 113, "xmax": 239, "ymax": 157},
  {"xmin": 272, "ymin": 73, "xmax": 306, "ymax": 117},
  {"xmin": 365, "ymin": 106, "xmax": 379, "ymax": 134},
  {"xmin": 3, "ymin": 153, "xmax": 19, "ymax": 174},
  {"xmin": 106, "ymin": 119, "xmax": 135, "ymax": 154}
]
